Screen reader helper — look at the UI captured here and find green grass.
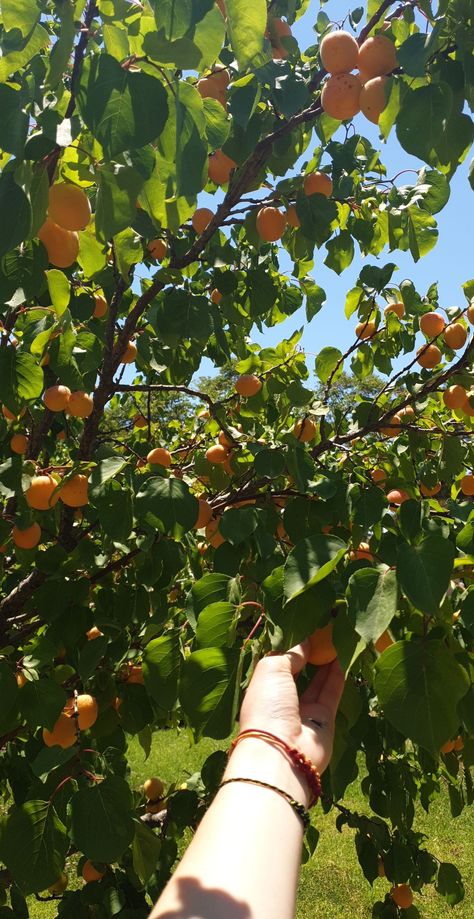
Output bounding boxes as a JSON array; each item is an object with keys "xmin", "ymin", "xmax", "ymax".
[{"xmin": 28, "ymin": 730, "xmax": 473, "ymax": 918}]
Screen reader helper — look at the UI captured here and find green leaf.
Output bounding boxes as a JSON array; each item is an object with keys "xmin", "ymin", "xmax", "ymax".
[
  {"xmin": 219, "ymin": 507, "xmax": 259, "ymax": 545},
  {"xmin": 407, "ymin": 206, "xmax": 437, "ymax": 262},
  {"xmin": 296, "ymin": 192, "xmax": 338, "ymax": 246},
  {"xmin": 0, "ymin": 661, "xmax": 19, "ymax": 731},
  {"xmin": 0, "ymin": 801, "xmax": 68, "ymax": 894},
  {"xmin": 45, "ymin": 269, "xmax": 70, "ymax": 317},
  {"xmin": 132, "ymin": 819, "xmax": 161, "ymax": 886},
  {"xmin": 397, "ymin": 536, "xmax": 455, "ymax": 615},
  {"xmin": 0, "ymin": 85, "xmax": 28, "ymax": 156},
  {"xmin": 225, "ymin": 0, "xmax": 267, "ymax": 71},
  {"xmin": 1, "ymin": 0, "xmax": 40, "ymax": 35},
  {"xmin": 0, "ymin": 172, "xmax": 31, "ymax": 259},
  {"xmin": 136, "ymin": 477, "xmax": 199, "ymax": 535},
  {"xmin": 77, "ymin": 54, "xmax": 168, "ymax": 159},
  {"xmin": 95, "ymin": 163, "xmax": 144, "ymax": 242},
  {"xmin": 143, "ymin": 634, "xmax": 180, "ymax": 711},
  {"xmin": 353, "ymin": 486, "xmax": 387, "ymax": 528},
  {"xmin": 347, "ymin": 568, "xmax": 397, "ymax": 645},
  {"xmin": 315, "ymin": 346, "xmax": 342, "ymax": 384},
  {"xmin": 18, "ymin": 679, "xmax": 67, "ymax": 731},
  {"xmin": 196, "ymin": 602, "xmax": 237, "ymax": 648},
  {"xmin": 180, "ymin": 647, "xmax": 242, "ymax": 739},
  {"xmin": 284, "ymin": 536, "xmax": 347, "ymax": 603},
  {"xmin": 436, "ymin": 863, "xmax": 465, "ymax": 906},
  {"xmin": 70, "ymin": 776, "xmax": 134, "ymax": 862},
  {"xmin": 396, "ymin": 83, "xmax": 453, "ymax": 169},
  {"xmin": 0, "ymin": 24, "xmax": 49, "ymax": 82},
  {"xmin": 89, "ymin": 456, "xmax": 127, "ymax": 496},
  {"xmin": 159, "ymin": 81, "xmax": 207, "ymax": 197},
  {"xmin": 416, "ymin": 168, "xmax": 450, "ymax": 214},
  {"xmin": 0, "ymin": 346, "xmax": 43, "ymax": 411},
  {"xmin": 154, "ymin": 0, "xmax": 193, "ymax": 38},
  {"xmin": 374, "ymin": 639, "xmax": 469, "ymax": 754},
  {"xmin": 397, "ymin": 33, "xmax": 433, "ymax": 77},
  {"xmin": 324, "ymin": 231, "xmax": 354, "ymax": 274},
  {"xmin": 203, "ymin": 97, "xmax": 231, "ymax": 150},
  {"xmin": 118, "ymin": 684, "xmax": 154, "ymax": 734}
]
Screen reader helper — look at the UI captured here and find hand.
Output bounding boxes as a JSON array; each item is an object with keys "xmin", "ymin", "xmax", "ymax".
[{"xmin": 238, "ymin": 642, "xmax": 344, "ymax": 775}]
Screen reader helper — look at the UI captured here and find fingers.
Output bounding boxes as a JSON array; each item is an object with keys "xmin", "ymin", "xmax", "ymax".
[
  {"xmin": 316, "ymin": 658, "xmax": 345, "ymax": 718},
  {"xmin": 284, "ymin": 639, "xmax": 310, "ymax": 676},
  {"xmin": 300, "ymin": 663, "xmax": 332, "ymax": 703}
]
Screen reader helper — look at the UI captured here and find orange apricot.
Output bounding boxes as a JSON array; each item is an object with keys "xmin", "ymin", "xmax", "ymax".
[
  {"xmin": 443, "ymin": 385, "xmax": 467, "ymax": 410},
  {"xmin": 374, "ymin": 630, "xmax": 394, "ymax": 653},
  {"xmin": 440, "ymin": 739, "xmax": 455, "ymax": 754},
  {"xmin": 206, "ymin": 443, "xmax": 228, "ymax": 464},
  {"xmin": 68, "ymin": 391, "xmax": 93, "ymax": 418},
  {"xmin": 460, "ymin": 473, "xmax": 474, "ymax": 495},
  {"xmin": 416, "ymin": 344, "xmax": 441, "ymax": 369},
  {"xmin": 321, "ymin": 73, "xmax": 362, "ymax": 120},
  {"xmin": 320, "ymin": 30, "xmax": 359, "ymax": 74},
  {"xmin": 372, "ymin": 468, "xmax": 387, "ymax": 484},
  {"xmin": 3, "ymin": 404, "xmax": 26, "ymax": 421},
  {"xmin": 205, "ymin": 517, "xmax": 225, "ymax": 548},
  {"xmin": 10, "ymin": 433, "xmax": 28, "ymax": 455},
  {"xmin": 38, "ymin": 218, "xmax": 79, "ymax": 268},
  {"xmin": 384, "ymin": 301, "xmax": 405, "ymax": 319},
  {"xmin": 420, "ymin": 311, "xmax": 445, "ymax": 337},
  {"xmin": 43, "ymin": 713, "xmax": 76, "ymax": 749},
  {"xmin": 360, "ymin": 75, "xmax": 388, "ymax": 124},
  {"xmin": 127, "ymin": 664, "xmax": 144, "ymax": 684},
  {"xmin": 358, "ymin": 35, "xmax": 397, "ymax": 77},
  {"xmin": 148, "ymin": 239, "xmax": 168, "ymax": 261},
  {"xmin": 303, "ymin": 171, "xmax": 333, "ymax": 197},
  {"xmin": 194, "ymin": 498, "xmax": 213, "ymax": 529},
  {"xmin": 420, "ymin": 482, "xmax": 441, "ymax": 497},
  {"xmin": 133, "ymin": 414, "xmax": 147, "ymax": 428},
  {"xmin": 48, "ymin": 183, "xmax": 91, "ymax": 231},
  {"xmin": 390, "ymin": 884, "xmax": 413, "ymax": 910},
  {"xmin": 235, "ymin": 374, "xmax": 262, "ymax": 397},
  {"xmin": 380, "ymin": 414, "xmax": 402, "ymax": 436},
  {"xmin": 197, "ymin": 76, "xmax": 226, "ymax": 105},
  {"xmin": 463, "ymin": 392, "xmax": 474, "ymax": 417},
  {"xmin": 444, "ymin": 322, "xmax": 468, "ymax": 350},
  {"xmin": 43, "ymin": 385, "xmax": 71, "ymax": 412},
  {"xmin": 286, "ymin": 205, "xmax": 301, "ymax": 228},
  {"xmin": 143, "ymin": 777, "xmax": 165, "ymax": 801},
  {"xmin": 467, "ymin": 303, "xmax": 474, "ymax": 325},
  {"xmin": 93, "ymin": 293, "xmax": 108, "ymax": 319},
  {"xmin": 48, "ymin": 873, "xmax": 68, "ymax": 894},
  {"xmin": 65, "ymin": 693, "xmax": 98, "ymax": 730},
  {"xmin": 355, "ymin": 320, "xmax": 376, "ymax": 339},
  {"xmin": 293, "ymin": 417, "xmax": 317, "ymax": 442},
  {"xmin": 12, "ymin": 522, "xmax": 41, "ymax": 550},
  {"xmin": 256, "ymin": 206, "xmax": 287, "ymax": 242},
  {"xmin": 267, "ymin": 17, "xmax": 292, "ymax": 58},
  {"xmin": 308, "ymin": 621, "xmax": 337, "ymax": 665},
  {"xmin": 386, "ymin": 488, "xmax": 409, "ymax": 506},
  {"xmin": 453, "ymin": 735, "xmax": 464, "ymax": 751},
  {"xmin": 147, "ymin": 447, "xmax": 172, "ymax": 467},
  {"xmin": 208, "ymin": 150, "xmax": 236, "ymax": 185},
  {"xmin": 121, "ymin": 340, "xmax": 137, "ymax": 363},
  {"xmin": 351, "ymin": 541, "xmax": 373, "ymax": 561},
  {"xmin": 82, "ymin": 861, "xmax": 105, "ymax": 883},
  {"xmin": 211, "ymin": 288, "xmax": 222, "ymax": 304},
  {"xmin": 192, "ymin": 207, "xmax": 214, "ymax": 234},
  {"xmin": 26, "ymin": 475, "xmax": 60, "ymax": 510},
  {"xmin": 86, "ymin": 626, "xmax": 103, "ymax": 640},
  {"xmin": 16, "ymin": 671, "xmax": 27, "ymax": 688},
  {"xmin": 58, "ymin": 473, "xmax": 89, "ymax": 507}
]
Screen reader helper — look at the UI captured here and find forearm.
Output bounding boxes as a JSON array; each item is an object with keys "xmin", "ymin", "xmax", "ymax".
[{"xmin": 150, "ymin": 738, "xmax": 310, "ymax": 919}]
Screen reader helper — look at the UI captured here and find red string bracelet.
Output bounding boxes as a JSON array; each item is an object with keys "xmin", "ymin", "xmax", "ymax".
[{"xmin": 229, "ymin": 729, "xmax": 322, "ymax": 807}]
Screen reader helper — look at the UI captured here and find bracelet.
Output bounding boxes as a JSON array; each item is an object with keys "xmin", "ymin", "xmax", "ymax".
[
  {"xmin": 220, "ymin": 777, "xmax": 310, "ymax": 829},
  {"xmin": 229, "ymin": 729, "xmax": 322, "ymax": 807}
]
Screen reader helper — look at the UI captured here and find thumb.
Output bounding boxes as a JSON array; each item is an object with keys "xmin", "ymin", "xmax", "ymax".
[{"xmin": 284, "ymin": 639, "xmax": 310, "ymax": 676}]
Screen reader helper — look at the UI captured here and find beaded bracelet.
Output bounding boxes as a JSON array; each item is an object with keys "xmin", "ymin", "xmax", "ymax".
[
  {"xmin": 229, "ymin": 729, "xmax": 322, "ymax": 807},
  {"xmin": 220, "ymin": 777, "xmax": 310, "ymax": 829}
]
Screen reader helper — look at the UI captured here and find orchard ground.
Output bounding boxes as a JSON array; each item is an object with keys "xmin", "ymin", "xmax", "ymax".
[{"xmin": 28, "ymin": 731, "xmax": 473, "ymax": 919}]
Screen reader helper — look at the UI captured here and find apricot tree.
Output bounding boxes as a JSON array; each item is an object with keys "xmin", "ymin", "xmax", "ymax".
[{"xmin": 0, "ymin": 0, "xmax": 473, "ymax": 916}]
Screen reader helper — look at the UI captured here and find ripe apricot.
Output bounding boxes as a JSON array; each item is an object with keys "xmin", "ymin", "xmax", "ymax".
[
  {"xmin": 93, "ymin": 293, "xmax": 108, "ymax": 319},
  {"xmin": 387, "ymin": 488, "xmax": 409, "ymax": 506},
  {"xmin": 43, "ymin": 712, "xmax": 76, "ymax": 748},
  {"xmin": 440, "ymin": 739, "xmax": 455, "ymax": 754},
  {"xmin": 398, "ymin": 405, "xmax": 414, "ymax": 421},
  {"xmin": 68, "ymin": 391, "xmax": 93, "ymax": 418},
  {"xmin": 210, "ymin": 69, "xmax": 230, "ymax": 91},
  {"xmin": 59, "ymin": 473, "xmax": 89, "ymax": 507},
  {"xmin": 308, "ymin": 621, "xmax": 337, "ymax": 665},
  {"xmin": 351, "ymin": 542, "xmax": 373, "ymax": 561},
  {"xmin": 380, "ymin": 414, "xmax": 402, "ymax": 436},
  {"xmin": 144, "ymin": 777, "xmax": 165, "ymax": 801},
  {"xmin": 416, "ymin": 344, "xmax": 441, "ymax": 369},
  {"xmin": 133, "ymin": 414, "xmax": 147, "ymax": 428},
  {"xmin": 48, "ymin": 872, "xmax": 68, "ymax": 894},
  {"xmin": 211, "ymin": 288, "xmax": 222, "ymax": 304},
  {"xmin": 444, "ymin": 322, "xmax": 467, "ymax": 350},
  {"xmin": 390, "ymin": 884, "xmax": 413, "ymax": 910},
  {"xmin": 372, "ymin": 468, "xmax": 386, "ymax": 484},
  {"xmin": 127, "ymin": 664, "xmax": 144, "ymax": 684},
  {"xmin": 453, "ymin": 735, "xmax": 464, "ymax": 751},
  {"xmin": 12, "ymin": 522, "xmax": 41, "ymax": 550},
  {"xmin": 192, "ymin": 207, "xmax": 214, "ymax": 234},
  {"xmin": 64, "ymin": 693, "xmax": 98, "ymax": 730},
  {"xmin": 43, "ymin": 385, "xmax": 71, "ymax": 412},
  {"xmin": 463, "ymin": 392, "xmax": 474, "ymax": 417},
  {"xmin": 26, "ymin": 475, "xmax": 60, "ymax": 510},
  {"xmin": 205, "ymin": 517, "xmax": 225, "ymax": 548},
  {"xmin": 197, "ymin": 76, "xmax": 226, "ymax": 104},
  {"xmin": 320, "ymin": 30, "xmax": 359, "ymax": 74},
  {"xmin": 256, "ymin": 206, "xmax": 287, "ymax": 242},
  {"xmin": 208, "ymin": 150, "xmax": 236, "ymax": 185},
  {"xmin": 443, "ymin": 385, "xmax": 467, "ymax": 410},
  {"xmin": 303, "ymin": 171, "xmax": 333, "ymax": 197},
  {"xmin": 194, "ymin": 498, "xmax": 213, "ymax": 529},
  {"xmin": 10, "ymin": 433, "xmax": 28, "ymax": 455},
  {"xmin": 86, "ymin": 625, "xmax": 103, "ymax": 640},
  {"xmin": 121, "ymin": 340, "xmax": 137, "ymax": 363},
  {"xmin": 420, "ymin": 311, "xmax": 445, "ymax": 337},
  {"xmin": 358, "ymin": 35, "xmax": 397, "ymax": 77},
  {"xmin": 235, "ymin": 374, "xmax": 262, "ymax": 397},
  {"xmin": 321, "ymin": 73, "xmax": 362, "ymax": 120},
  {"xmin": 218, "ymin": 430, "xmax": 233, "ymax": 448},
  {"xmin": 206, "ymin": 443, "xmax": 228, "ymax": 464},
  {"xmin": 374, "ymin": 630, "xmax": 393, "ymax": 653},
  {"xmin": 420, "ymin": 482, "xmax": 441, "ymax": 497},
  {"xmin": 460, "ymin": 473, "xmax": 474, "ymax": 495},
  {"xmin": 355, "ymin": 320, "xmax": 376, "ymax": 339},
  {"xmin": 147, "ymin": 447, "xmax": 172, "ymax": 467},
  {"xmin": 286, "ymin": 205, "xmax": 301, "ymax": 228},
  {"xmin": 384, "ymin": 302, "xmax": 404, "ymax": 319},
  {"xmin": 16, "ymin": 671, "xmax": 27, "ymax": 688},
  {"xmin": 360, "ymin": 76, "xmax": 388, "ymax": 124},
  {"xmin": 293, "ymin": 418, "xmax": 317, "ymax": 442},
  {"xmin": 467, "ymin": 303, "xmax": 474, "ymax": 325},
  {"xmin": 48, "ymin": 183, "xmax": 91, "ymax": 231},
  {"xmin": 38, "ymin": 218, "xmax": 79, "ymax": 268},
  {"xmin": 3, "ymin": 404, "xmax": 26, "ymax": 421},
  {"xmin": 82, "ymin": 861, "xmax": 105, "ymax": 883},
  {"xmin": 148, "ymin": 238, "xmax": 168, "ymax": 261},
  {"xmin": 267, "ymin": 17, "xmax": 292, "ymax": 58}
]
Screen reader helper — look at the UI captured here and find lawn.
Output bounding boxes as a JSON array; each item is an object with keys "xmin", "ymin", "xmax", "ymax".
[{"xmin": 29, "ymin": 730, "xmax": 473, "ymax": 918}]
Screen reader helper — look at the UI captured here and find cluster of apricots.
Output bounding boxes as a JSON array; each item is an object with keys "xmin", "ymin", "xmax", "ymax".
[
  {"xmin": 320, "ymin": 29, "xmax": 397, "ymax": 123},
  {"xmin": 416, "ymin": 309, "xmax": 471, "ymax": 368},
  {"xmin": 42, "ymin": 693, "xmax": 98, "ymax": 748},
  {"xmin": 38, "ymin": 184, "xmax": 91, "ymax": 268},
  {"xmin": 143, "ymin": 776, "xmax": 166, "ymax": 814},
  {"xmin": 43, "ymin": 385, "xmax": 94, "ymax": 417}
]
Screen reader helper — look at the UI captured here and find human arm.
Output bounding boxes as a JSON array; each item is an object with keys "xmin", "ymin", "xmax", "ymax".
[{"xmin": 150, "ymin": 643, "xmax": 344, "ymax": 919}]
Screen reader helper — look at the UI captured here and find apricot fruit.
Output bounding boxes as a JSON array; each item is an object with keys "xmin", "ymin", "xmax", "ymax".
[
  {"xmin": 384, "ymin": 303, "xmax": 404, "ymax": 321},
  {"xmin": 308, "ymin": 621, "xmax": 337, "ymax": 665},
  {"xmin": 148, "ymin": 238, "xmax": 168, "ymax": 261},
  {"xmin": 416, "ymin": 344, "xmax": 441, "ymax": 369},
  {"xmin": 64, "ymin": 693, "xmax": 98, "ymax": 730},
  {"xmin": 380, "ymin": 414, "xmax": 402, "ymax": 436},
  {"xmin": 443, "ymin": 384, "xmax": 467, "ymax": 410},
  {"xmin": 126, "ymin": 664, "xmax": 144, "ymax": 684},
  {"xmin": 133, "ymin": 414, "xmax": 147, "ymax": 428},
  {"xmin": 58, "ymin": 473, "xmax": 89, "ymax": 507},
  {"xmin": 82, "ymin": 861, "xmax": 105, "ymax": 883},
  {"xmin": 197, "ymin": 76, "xmax": 226, "ymax": 105},
  {"xmin": 420, "ymin": 311, "xmax": 445, "ymax": 337},
  {"xmin": 144, "ymin": 777, "xmax": 165, "ymax": 801},
  {"xmin": 3, "ymin": 404, "xmax": 26, "ymax": 421},
  {"xmin": 12, "ymin": 522, "xmax": 41, "ymax": 550},
  {"xmin": 68, "ymin": 391, "xmax": 93, "ymax": 418},
  {"xmin": 86, "ymin": 626, "xmax": 103, "ymax": 640},
  {"xmin": 463, "ymin": 393, "xmax": 474, "ymax": 417},
  {"xmin": 420, "ymin": 482, "xmax": 441, "ymax": 497},
  {"xmin": 293, "ymin": 417, "xmax": 317, "ymax": 442},
  {"xmin": 460, "ymin": 473, "xmax": 474, "ymax": 495},
  {"xmin": 10, "ymin": 433, "xmax": 28, "ymax": 455},
  {"xmin": 351, "ymin": 541, "xmax": 373, "ymax": 561},
  {"xmin": 387, "ymin": 488, "xmax": 409, "ymax": 505},
  {"xmin": 453, "ymin": 735, "xmax": 464, "ymax": 751},
  {"xmin": 43, "ymin": 713, "xmax": 76, "ymax": 749},
  {"xmin": 43, "ymin": 385, "xmax": 71, "ymax": 412},
  {"xmin": 372, "ymin": 468, "xmax": 386, "ymax": 483},
  {"xmin": 48, "ymin": 183, "xmax": 91, "ymax": 231},
  {"xmin": 467, "ymin": 303, "xmax": 474, "ymax": 325},
  {"xmin": 355, "ymin": 320, "xmax": 376, "ymax": 339},
  {"xmin": 26, "ymin": 475, "xmax": 60, "ymax": 510},
  {"xmin": 93, "ymin": 293, "xmax": 108, "ymax": 319},
  {"xmin": 358, "ymin": 35, "xmax": 397, "ymax": 77},
  {"xmin": 374, "ymin": 630, "xmax": 393, "ymax": 653},
  {"xmin": 48, "ymin": 873, "xmax": 69, "ymax": 894},
  {"xmin": 38, "ymin": 218, "xmax": 79, "ymax": 268},
  {"xmin": 320, "ymin": 30, "xmax": 359, "ymax": 74},
  {"xmin": 256, "ymin": 206, "xmax": 287, "ymax": 242},
  {"xmin": 286, "ymin": 205, "xmax": 301, "ymax": 228},
  {"xmin": 218, "ymin": 430, "xmax": 233, "ymax": 448},
  {"xmin": 303, "ymin": 171, "xmax": 333, "ymax": 197},
  {"xmin": 360, "ymin": 75, "xmax": 388, "ymax": 123},
  {"xmin": 321, "ymin": 73, "xmax": 362, "ymax": 120},
  {"xmin": 440, "ymin": 739, "xmax": 455, "ymax": 754},
  {"xmin": 194, "ymin": 498, "xmax": 213, "ymax": 529},
  {"xmin": 206, "ymin": 443, "xmax": 228, "ymax": 464},
  {"xmin": 205, "ymin": 517, "xmax": 225, "ymax": 548},
  {"xmin": 235, "ymin": 374, "xmax": 262, "ymax": 397},
  {"xmin": 444, "ymin": 322, "xmax": 467, "ymax": 350},
  {"xmin": 267, "ymin": 17, "xmax": 292, "ymax": 58},
  {"xmin": 192, "ymin": 207, "xmax": 214, "ymax": 234},
  {"xmin": 211, "ymin": 288, "xmax": 222, "ymax": 304},
  {"xmin": 121, "ymin": 340, "xmax": 137, "ymax": 364},
  {"xmin": 390, "ymin": 884, "xmax": 413, "ymax": 910},
  {"xmin": 147, "ymin": 447, "xmax": 172, "ymax": 467},
  {"xmin": 208, "ymin": 150, "xmax": 236, "ymax": 185}
]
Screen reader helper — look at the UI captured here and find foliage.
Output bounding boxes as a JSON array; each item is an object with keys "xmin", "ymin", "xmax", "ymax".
[{"xmin": 0, "ymin": 0, "xmax": 473, "ymax": 916}]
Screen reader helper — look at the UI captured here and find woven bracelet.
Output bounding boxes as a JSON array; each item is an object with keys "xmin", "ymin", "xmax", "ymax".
[
  {"xmin": 220, "ymin": 777, "xmax": 310, "ymax": 829},
  {"xmin": 229, "ymin": 729, "xmax": 322, "ymax": 807}
]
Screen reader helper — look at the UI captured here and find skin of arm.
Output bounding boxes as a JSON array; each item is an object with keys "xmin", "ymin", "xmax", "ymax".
[{"xmin": 150, "ymin": 643, "xmax": 344, "ymax": 919}]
